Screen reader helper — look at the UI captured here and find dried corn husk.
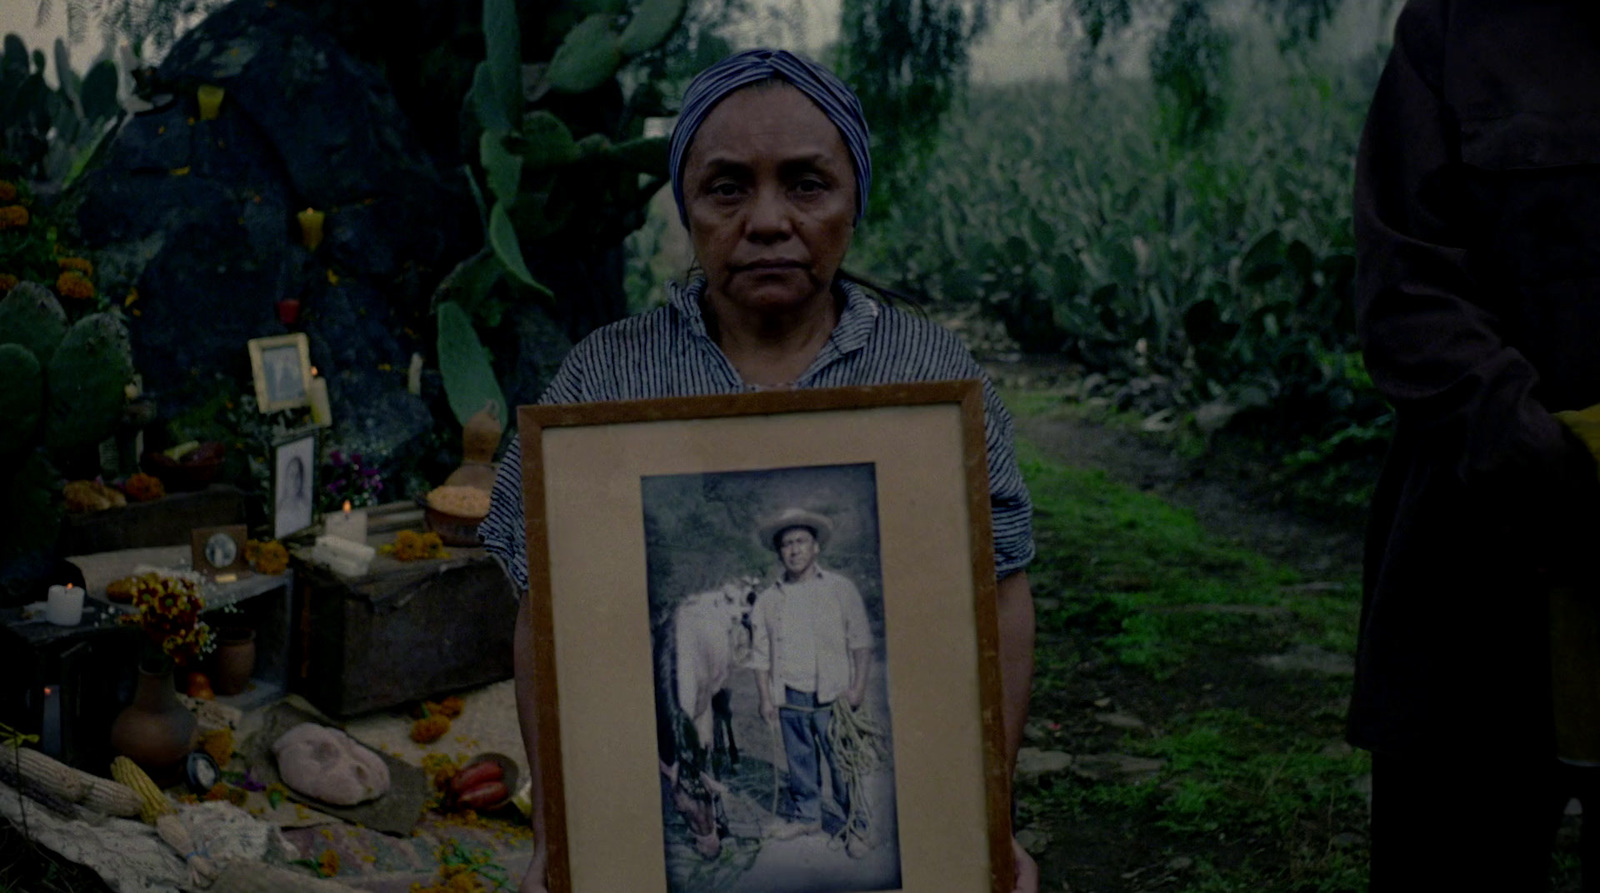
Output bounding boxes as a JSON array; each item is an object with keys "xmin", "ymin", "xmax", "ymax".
[
  {"xmin": 111, "ymin": 756, "xmax": 220, "ymax": 887},
  {"xmin": 0, "ymin": 744, "xmax": 141, "ymax": 817}
]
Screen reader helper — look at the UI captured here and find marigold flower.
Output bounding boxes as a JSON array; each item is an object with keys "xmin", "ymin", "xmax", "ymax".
[
  {"xmin": 0, "ymin": 274, "xmax": 17, "ymax": 292},
  {"xmin": 56, "ymin": 271, "xmax": 95, "ymax": 301},
  {"xmin": 411, "ymin": 714, "xmax": 451, "ymax": 744},
  {"xmin": 0, "ymin": 181, "xmax": 15, "ymax": 201},
  {"xmin": 0, "ymin": 205, "xmax": 29, "ymax": 229},
  {"xmin": 58, "ymin": 256, "xmax": 93, "ymax": 277},
  {"xmin": 317, "ymin": 850, "xmax": 340, "ymax": 877},
  {"xmin": 200, "ymin": 728, "xmax": 234, "ymax": 765},
  {"xmin": 124, "ymin": 473, "xmax": 165, "ymax": 502}
]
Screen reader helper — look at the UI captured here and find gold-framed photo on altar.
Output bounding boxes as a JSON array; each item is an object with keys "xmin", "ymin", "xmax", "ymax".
[
  {"xmin": 519, "ymin": 381, "xmax": 1013, "ymax": 893},
  {"xmin": 247, "ymin": 333, "xmax": 312, "ymax": 413}
]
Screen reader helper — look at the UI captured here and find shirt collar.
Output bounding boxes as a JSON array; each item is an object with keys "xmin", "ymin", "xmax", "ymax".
[{"xmin": 667, "ymin": 276, "xmax": 881, "ymax": 364}]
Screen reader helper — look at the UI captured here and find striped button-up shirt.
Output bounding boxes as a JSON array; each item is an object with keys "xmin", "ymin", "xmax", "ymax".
[{"xmin": 480, "ymin": 277, "xmax": 1034, "ymax": 595}]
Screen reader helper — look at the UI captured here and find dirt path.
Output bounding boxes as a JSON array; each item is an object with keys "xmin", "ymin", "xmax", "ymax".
[{"xmin": 1010, "ymin": 411, "xmax": 1365, "ymax": 584}]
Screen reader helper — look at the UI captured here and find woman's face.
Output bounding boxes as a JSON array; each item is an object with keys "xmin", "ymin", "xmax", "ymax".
[{"xmin": 682, "ymin": 84, "xmax": 857, "ymax": 318}]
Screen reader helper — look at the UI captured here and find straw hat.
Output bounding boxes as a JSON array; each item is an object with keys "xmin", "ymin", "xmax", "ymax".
[{"xmin": 757, "ymin": 507, "xmax": 833, "ymax": 551}]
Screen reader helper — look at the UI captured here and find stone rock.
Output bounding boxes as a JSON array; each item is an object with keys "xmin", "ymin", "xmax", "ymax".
[
  {"xmin": 1014, "ymin": 828, "xmax": 1052, "ymax": 855},
  {"xmin": 1255, "ymin": 644, "xmax": 1355, "ymax": 676},
  {"xmin": 1072, "ymin": 752, "xmax": 1165, "ymax": 783},
  {"xmin": 1094, "ymin": 712, "xmax": 1147, "ymax": 730},
  {"xmin": 1015, "ymin": 747, "xmax": 1075, "ymax": 780},
  {"xmin": 57, "ymin": 0, "xmax": 498, "ymax": 452}
]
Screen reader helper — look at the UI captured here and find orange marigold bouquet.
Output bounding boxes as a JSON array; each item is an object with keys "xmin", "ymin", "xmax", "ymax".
[
  {"xmin": 245, "ymin": 539, "xmax": 289, "ymax": 574},
  {"xmin": 56, "ymin": 270, "xmax": 95, "ymax": 300},
  {"xmin": 118, "ymin": 574, "xmax": 216, "ymax": 666},
  {"xmin": 124, "ymin": 472, "xmax": 165, "ymax": 502}
]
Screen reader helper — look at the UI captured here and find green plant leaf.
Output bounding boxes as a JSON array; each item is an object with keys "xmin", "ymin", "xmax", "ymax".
[
  {"xmin": 436, "ymin": 301, "xmax": 507, "ymax": 428},
  {"xmin": 471, "ymin": 62, "xmax": 511, "ymax": 134},
  {"xmin": 520, "ymin": 111, "xmax": 580, "ymax": 170},
  {"xmin": 602, "ymin": 135, "xmax": 668, "ymax": 176},
  {"xmin": 547, "ymin": 14, "xmax": 623, "ymax": 94},
  {"xmin": 488, "ymin": 202, "xmax": 552, "ymax": 296},
  {"xmin": 619, "ymin": 0, "xmax": 687, "ymax": 57},
  {"xmin": 80, "ymin": 59, "xmax": 119, "ymax": 122},
  {"xmin": 479, "ymin": 129, "xmax": 521, "ymax": 205},
  {"xmin": 481, "ymin": 0, "xmax": 522, "ymax": 128},
  {"xmin": 0, "ymin": 344, "xmax": 42, "ymax": 457}
]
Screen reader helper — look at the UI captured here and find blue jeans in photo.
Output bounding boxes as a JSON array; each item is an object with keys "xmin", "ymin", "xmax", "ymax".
[{"xmin": 779, "ymin": 687, "xmax": 856, "ymax": 835}]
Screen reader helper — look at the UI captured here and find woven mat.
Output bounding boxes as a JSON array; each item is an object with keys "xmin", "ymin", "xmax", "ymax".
[
  {"xmin": 243, "ymin": 698, "xmax": 429, "ymax": 835},
  {"xmin": 283, "ymin": 812, "xmax": 534, "ymax": 892}
]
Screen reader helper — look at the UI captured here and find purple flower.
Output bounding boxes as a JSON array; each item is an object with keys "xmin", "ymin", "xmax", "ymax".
[
  {"xmin": 239, "ymin": 769, "xmax": 266, "ymax": 792},
  {"xmin": 351, "ymin": 453, "xmax": 364, "ymax": 465},
  {"xmin": 330, "ymin": 450, "xmax": 343, "ymax": 464},
  {"xmin": 373, "ymin": 481, "xmax": 383, "ymax": 492},
  {"xmin": 331, "ymin": 478, "xmax": 346, "ymax": 490}
]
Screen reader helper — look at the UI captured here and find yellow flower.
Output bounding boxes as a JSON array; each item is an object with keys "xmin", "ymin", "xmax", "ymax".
[
  {"xmin": 0, "ymin": 274, "xmax": 17, "ymax": 292},
  {"xmin": 0, "ymin": 181, "xmax": 15, "ymax": 201},
  {"xmin": 58, "ymin": 257, "xmax": 93, "ymax": 277},
  {"xmin": 326, "ymin": 269, "xmax": 339, "ymax": 285},
  {"xmin": 317, "ymin": 850, "xmax": 340, "ymax": 877},
  {"xmin": 0, "ymin": 205, "xmax": 29, "ymax": 229},
  {"xmin": 170, "ymin": 166, "xmax": 191, "ymax": 176},
  {"xmin": 56, "ymin": 271, "xmax": 96, "ymax": 301},
  {"xmin": 124, "ymin": 287, "xmax": 139, "ymax": 306}
]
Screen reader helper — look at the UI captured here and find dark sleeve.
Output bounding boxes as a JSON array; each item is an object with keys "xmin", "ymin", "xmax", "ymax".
[{"xmin": 1354, "ymin": 0, "xmax": 1597, "ymax": 502}]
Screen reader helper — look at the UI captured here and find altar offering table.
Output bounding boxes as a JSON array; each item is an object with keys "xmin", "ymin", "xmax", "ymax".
[
  {"xmin": 0, "ymin": 546, "xmax": 293, "ymax": 770},
  {"xmin": 292, "ymin": 534, "xmax": 516, "ymax": 718}
]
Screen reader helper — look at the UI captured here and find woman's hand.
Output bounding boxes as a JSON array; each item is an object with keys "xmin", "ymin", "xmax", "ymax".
[
  {"xmin": 519, "ymin": 847, "xmax": 548, "ymax": 893},
  {"xmin": 1012, "ymin": 837, "xmax": 1039, "ymax": 893}
]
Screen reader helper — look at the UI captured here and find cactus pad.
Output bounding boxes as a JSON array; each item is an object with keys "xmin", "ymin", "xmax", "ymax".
[
  {"xmin": 0, "ymin": 344, "xmax": 42, "ymax": 457},
  {"xmin": 44, "ymin": 312, "xmax": 133, "ymax": 453},
  {"xmin": 0, "ymin": 282, "xmax": 68, "ymax": 365}
]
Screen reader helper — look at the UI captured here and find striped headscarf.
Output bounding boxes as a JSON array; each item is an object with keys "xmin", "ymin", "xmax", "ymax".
[{"xmin": 668, "ymin": 48, "xmax": 872, "ymax": 227}]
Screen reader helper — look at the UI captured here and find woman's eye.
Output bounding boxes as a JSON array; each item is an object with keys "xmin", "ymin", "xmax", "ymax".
[
  {"xmin": 709, "ymin": 181, "xmax": 742, "ymax": 197},
  {"xmin": 794, "ymin": 178, "xmax": 826, "ymax": 194}
]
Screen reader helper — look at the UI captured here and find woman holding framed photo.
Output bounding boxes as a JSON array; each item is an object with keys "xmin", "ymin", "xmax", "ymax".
[{"xmin": 482, "ymin": 48, "xmax": 1038, "ymax": 893}]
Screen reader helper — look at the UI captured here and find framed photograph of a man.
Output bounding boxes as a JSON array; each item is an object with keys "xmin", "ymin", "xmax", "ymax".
[
  {"xmin": 271, "ymin": 431, "xmax": 317, "ymax": 540},
  {"xmin": 520, "ymin": 382, "xmax": 1011, "ymax": 893},
  {"xmin": 248, "ymin": 333, "xmax": 312, "ymax": 412}
]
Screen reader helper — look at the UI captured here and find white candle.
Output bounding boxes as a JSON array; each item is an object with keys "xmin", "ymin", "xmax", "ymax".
[
  {"xmin": 46, "ymin": 584, "xmax": 84, "ymax": 626},
  {"xmin": 308, "ymin": 374, "xmax": 333, "ymax": 426},
  {"xmin": 323, "ymin": 501, "xmax": 368, "ymax": 544}
]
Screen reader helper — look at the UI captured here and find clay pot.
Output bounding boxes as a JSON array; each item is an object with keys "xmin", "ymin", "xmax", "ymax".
[
  {"xmin": 110, "ymin": 658, "xmax": 198, "ymax": 784},
  {"xmin": 211, "ymin": 627, "xmax": 256, "ymax": 696}
]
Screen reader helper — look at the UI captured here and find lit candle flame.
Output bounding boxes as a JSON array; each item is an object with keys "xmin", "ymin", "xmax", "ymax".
[
  {"xmin": 343, "ymin": 500, "xmax": 352, "ymax": 516},
  {"xmin": 66, "ymin": 583, "xmax": 74, "ymax": 590},
  {"xmin": 311, "ymin": 366, "xmax": 319, "ymax": 377}
]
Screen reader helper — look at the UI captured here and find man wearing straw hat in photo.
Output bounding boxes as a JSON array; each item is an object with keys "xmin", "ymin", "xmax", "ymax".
[{"xmin": 749, "ymin": 506, "xmax": 874, "ymax": 856}]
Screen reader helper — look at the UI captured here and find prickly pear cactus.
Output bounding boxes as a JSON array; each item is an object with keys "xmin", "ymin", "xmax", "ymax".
[
  {"xmin": 0, "ymin": 344, "xmax": 43, "ymax": 458},
  {"xmin": 43, "ymin": 312, "xmax": 134, "ymax": 453},
  {"xmin": 0, "ymin": 282, "xmax": 68, "ymax": 366},
  {"xmin": 437, "ymin": 300, "xmax": 506, "ymax": 428}
]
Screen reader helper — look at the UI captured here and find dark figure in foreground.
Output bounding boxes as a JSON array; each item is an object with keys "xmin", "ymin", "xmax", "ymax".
[{"xmin": 1353, "ymin": 2, "xmax": 1600, "ymax": 888}]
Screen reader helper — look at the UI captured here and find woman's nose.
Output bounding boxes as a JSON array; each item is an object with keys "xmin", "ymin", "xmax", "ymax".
[{"xmin": 745, "ymin": 185, "xmax": 792, "ymax": 239}]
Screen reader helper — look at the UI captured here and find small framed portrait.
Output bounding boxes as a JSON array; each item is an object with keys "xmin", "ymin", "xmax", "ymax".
[
  {"xmin": 271, "ymin": 431, "xmax": 317, "ymax": 540},
  {"xmin": 518, "ymin": 382, "xmax": 1012, "ymax": 893},
  {"xmin": 192, "ymin": 524, "xmax": 248, "ymax": 576},
  {"xmin": 248, "ymin": 333, "xmax": 312, "ymax": 412}
]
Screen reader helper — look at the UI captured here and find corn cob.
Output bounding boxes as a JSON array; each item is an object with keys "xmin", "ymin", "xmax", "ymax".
[
  {"xmin": 110, "ymin": 756, "xmax": 176, "ymax": 823},
  {"xmin": 1, "ymin": 744, "xmax": 141, "ymax": 817},
  {"xmin": 109, "ymin": 756, "xmax": 219, "ymax": 885}
]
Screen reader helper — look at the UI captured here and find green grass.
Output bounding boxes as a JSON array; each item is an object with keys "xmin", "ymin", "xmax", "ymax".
[{"xmin": 1015, "ymin": 435, "xmax": 1371, "ymax": 892}]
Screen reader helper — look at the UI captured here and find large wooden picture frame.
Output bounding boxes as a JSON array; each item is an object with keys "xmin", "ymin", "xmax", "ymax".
[
  {"xmin": 519, "ymin": 381, "xmax": 1012, "ymax": 893},
  {"xmin": 248, "ymin": 333, "xmax": 312, "ymax": 412}
]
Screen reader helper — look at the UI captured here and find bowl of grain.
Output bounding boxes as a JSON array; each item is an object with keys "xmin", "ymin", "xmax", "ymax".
[{"xmin": 424, "ymin": 485, "xmax": 492, "ymax": 547}]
